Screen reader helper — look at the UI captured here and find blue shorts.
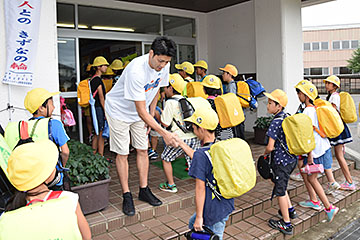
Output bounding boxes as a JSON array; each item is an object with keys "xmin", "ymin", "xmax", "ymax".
[{"xmin": 303, "ymin": 148, "xmax": 332, "ymax": 170}]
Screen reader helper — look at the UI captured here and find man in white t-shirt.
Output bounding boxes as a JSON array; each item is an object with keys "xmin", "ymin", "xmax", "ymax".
[{"xmin": 105, "ymin": 37, "xmax": 177, "ymax": 216}]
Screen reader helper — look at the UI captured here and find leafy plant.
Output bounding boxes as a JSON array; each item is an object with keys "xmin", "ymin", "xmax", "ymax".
[
  {"xmin": 254, "ymin": 116, "xmax": 273, "ymax": 130},
  {"xmin": 347, "ymin": 48, "xmax": 360, "ymax": 73},
  {"xmin": 67, "ymin": 140, "xmax": 109, "ymax": 187}
]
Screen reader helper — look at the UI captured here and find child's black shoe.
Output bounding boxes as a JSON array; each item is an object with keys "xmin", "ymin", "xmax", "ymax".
[{"xmin": 268, "ymin": 219, "xmax": 293, "ymax": 235}]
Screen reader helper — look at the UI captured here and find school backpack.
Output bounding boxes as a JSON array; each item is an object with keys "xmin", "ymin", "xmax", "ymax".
[
  {"xmin": 214, "ymin": 93, "xmax": 245, "ymax": 128},
  {"xmin": 0, "ymin": 194, "xmax": 82, "ymax": 240},
  {"xmin": 282, "ymin": 113, "xmax": 316, "ymax": 155},
  {"xmin": 0, "ymin": 134, "xmax": 14, "ymax": 214},
  {"xmin": 313, "ymin": 98, "xmax": 344, "ymax": 138},
  {"xmin": 77, "ymin": 78, "xmax": 91, "ymax": 107},
  {"xmin": 207, "ymin": 138, "xmax": 256, "ymax": 199},
  {"xmin": 339, "ymin": 92, "xmax": 357, "ymax": 123},
  {"xmin": 186, "ymin": 82, "xmax": 208, "ymax": 99},
  {"xmin": 169, "ymin": 97, "xmax": 212, "ymax": 133},
  {"xmin": 236, "ymin": 77, "xmax": 264, "ymax": 110}
]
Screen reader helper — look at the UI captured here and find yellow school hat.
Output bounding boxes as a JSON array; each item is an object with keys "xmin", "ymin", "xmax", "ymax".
[
  {"xmin": 104, "ymin": 67, "xmax": 115, "ymax": 76},
  {"xmin": 264, "ymin": 89, "xmax": 288, "ymax": 107},
  {"xmin": 86, "ymin": 64, "xmax": 92, "ymax": 72},
  {"xmin": 7, "ymin": 139, "xmax": 59, "ymax": 191},
  {"xmin": 201, "ymin": 75, "xmax": 222, "ymax": 89},
  {"xmin": 193, "ymin": 60, "xmax": 208, "ymax": 70},
  {"xmin": 295, "ymin": 81, "xmax": 318, "ymax": 101},
  {"xmin": 219, "ymin": 64, "xmax": 238, "ymax": 77},
  {"xmin": 24, "ymin": 88, "xmax": 60, "ymax": 114},
  {"xmin": 92, "ymin": 56, "xmax": 109, "ymax": 67},
  {"xmin": 184, "ymin": 107, "xmax": 219, "ymax": 130},
  {"xmin": 323, "ymin": 75, "xmax": 340, "ymax": 88},
  {"xmin": 175, "ymin": 61, "xmax": 194, "ymax": 75},
  {"xmin": 169, "ymin": 73, "xmax": 186, "ymax": 93},
  {"xmin": 110, "ymin": 59, "xmax": 124, "ymax": 70}
]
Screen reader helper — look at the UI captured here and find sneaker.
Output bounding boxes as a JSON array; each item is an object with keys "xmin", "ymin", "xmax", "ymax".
[
  {"xmin": 340, "ymin": 181, "xmax": 356, "ymax": 191},
  {"xmin": 88, "ymin": 133, "xmax": 94, "ymax": 144},
  {"xmin": 122, "ymin": 192, "xmax": 135, "ymax": 216},
  {"xmin": 277, "ymin": 209, "xmax": 298, "ymax": 219},
  {"xmin": 325, "ymin": 205, "xmax": 339, "ymax": 223},
  {"xmin": 159, "ymin": 182, "xmax": 178, "ymax": 193},
  {"xmin": 139, "ymin": 186, "xmax": 162, "ymax": 206},
  {"xmin": 152, "ymin": 151, "xmax": 159, "ymax": 159},
  {"xmin": 290, "ymin": 172, "xmax": 303, "ymax": 182},
  {"xmin": 325, "ymin": 182, "xmax": 341, "ymax": 195},
  {"xmin": 268, "ymin": 219, "xmax": 293, "ymax": 235},
  {"xmin": 298, "ymin": 200, "xmax": 322, "ymax": 210}
]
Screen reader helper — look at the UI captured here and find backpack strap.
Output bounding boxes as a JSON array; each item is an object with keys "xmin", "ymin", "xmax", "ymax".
[
  {"xmin": 89, "ymin": 76, "xmax": 99, "ymax": 98},
  {"xmin": 19, "ymin": 121, "xmax": 30, "ymax": 140},
  {"xmin": 273, "ymin": 113, "xmax": 296, "ymax": 159},
  {"xmin": 307, "ymin": 105, "xmax": 327, "ymax": 138},
  {"xmin": 29, "ymin": 119, "xmax": 41, "ymax": 138},
  {"xmin": 204, "ymin": 150, "xmax": 222, "ymax": 201},
  {"xmin": 26, "ymin": 190, "xmax": 62, "ymax": 206}
]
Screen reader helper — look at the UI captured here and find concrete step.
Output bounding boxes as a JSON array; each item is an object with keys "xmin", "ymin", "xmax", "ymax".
[{"xmin": 89, "ymin": 160, "xmax": 358, "ymax": 239}]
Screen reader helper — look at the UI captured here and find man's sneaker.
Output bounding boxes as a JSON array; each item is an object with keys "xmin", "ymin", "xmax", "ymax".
[
  {"xmin": 325, "ymin": 182, "xmax": 341, "ymax": 195},
  {"xmin": 122, "ymin": 192, "xmax": 135, "ymax": 216},
  {"xmin": 290, "ymin": 172, "xmax": 303, "ymax": 182},
  {"xmin": 325, "ymin": 205, "xmax": 339, "ymax": 223},
  {"xmin": 340, "ymin": 181, "xmax": 356, "ymax": 191},
  {"xmin": 159, "ymin": 182, "xmax": 178, "ymax": 193},
  {"xmin": 277, "ymin": 209, "xmax": 298, "ymax": 219},
  {"xmin": 139, "ymin": 186, "xmax": 162, "ymax": 206},
  {"xmin": 298, "ymin": 200, "xmax": 322, "ymax": 210},
  {"xmin": 268, "ymin": 219, "xmax": 293, "ymax": 235},
  {"xmin": 148, "ymin": 148, "xmax": 158, "ymax": 160}
]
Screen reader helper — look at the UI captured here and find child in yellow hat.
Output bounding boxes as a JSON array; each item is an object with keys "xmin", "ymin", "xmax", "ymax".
[
  {"xmin": 175, "ymin": 107, "xmax": 234, "ymax": 240},
  {"xmin": 324, "ymin": 75, "xmax": 355, "ymax": 191},
  {"xmin": 1, "ymin": 140, "xmax": 91, "ymax": 240},
  {"xmin": 295, "ymin": 81, "xmax": 339, "ymax": 223},
  {"xmin": 263, "ymin": 89, "xmax": 297, "ymax": 235}
]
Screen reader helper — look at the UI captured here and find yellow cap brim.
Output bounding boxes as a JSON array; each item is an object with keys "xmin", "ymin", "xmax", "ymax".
[
  {"xmin": 175, "ymin": 64, "xmax": 181, "ymax": 70},
  {"xmin": 264, "ymin": 92, "xmax": 278, "ymax": 104}
]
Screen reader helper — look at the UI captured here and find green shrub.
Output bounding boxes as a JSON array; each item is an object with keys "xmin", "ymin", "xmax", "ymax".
[
  {"xmin": 254, "ymin": 116, "xmax": 273, "ymax": 130},
  {"xmin": 67, "ymin": 140, "xmax": 109, "ymax": 187}
]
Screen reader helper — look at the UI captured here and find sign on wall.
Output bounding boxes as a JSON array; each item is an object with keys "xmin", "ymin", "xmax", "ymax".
[{"xmin": 2, "ymin": 0, "xmax": 42, "ymax": 87}]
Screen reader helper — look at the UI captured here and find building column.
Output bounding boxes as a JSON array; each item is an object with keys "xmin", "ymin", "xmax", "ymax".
[{"xmin": 254, "ymin": 0, "xmax": 303, "ymax": 116}]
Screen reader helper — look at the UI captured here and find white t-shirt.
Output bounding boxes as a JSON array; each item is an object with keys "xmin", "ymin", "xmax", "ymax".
[
  {"xmin": 161, "ymin": 95, "xmax": 196, "ymax": 140},
  {"xmin": 105, "ymin": 54, "xmax": 169, "ymax": 123},
  {"xmin": 303, "ymin": 106, "xmax": 331, "ymax": 158},
  {"xmin": 328, "ymin": 92, "xmax": 340, "ymax": 111}
]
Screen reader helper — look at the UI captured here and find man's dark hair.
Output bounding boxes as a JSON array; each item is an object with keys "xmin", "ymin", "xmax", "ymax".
[{"xmin": 151, "ymin": 37, "xmax": 176, "ymax": 57}]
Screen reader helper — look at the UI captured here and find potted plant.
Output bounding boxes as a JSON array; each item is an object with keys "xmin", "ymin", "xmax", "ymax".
[
  {"xmin": 67, "ymin": 140, "xmax": 111, "ymax": 215},
  {"xmin": 253, "ymin": 116, "xmax": 273, "ymax": 145}
]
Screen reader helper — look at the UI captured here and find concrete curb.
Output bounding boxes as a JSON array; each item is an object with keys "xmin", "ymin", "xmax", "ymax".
[{"xmin": 345, "ymin": 147, "xmax": 360, "ymax": 170}]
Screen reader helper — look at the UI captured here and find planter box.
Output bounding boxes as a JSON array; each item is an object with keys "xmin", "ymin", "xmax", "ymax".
[
  {"xmin": 253, "ymin": 127, "xmax": 269, "ymax": 145},
  {"xmin": 72, "ymin": 177, "xmax": 111, "ymax": 215}
]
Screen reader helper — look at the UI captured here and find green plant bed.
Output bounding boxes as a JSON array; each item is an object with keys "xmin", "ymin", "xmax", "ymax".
[
  {"xmin": 67, "ymin": 140, "xmax": 110, "ymax": 187},
  {"xmin": 152, "ymin": 157, "xmax": 191, "ymax": 180},
  {"xmin": 253, "ymin": 116, "xmax": 272, "ymax": 145}
]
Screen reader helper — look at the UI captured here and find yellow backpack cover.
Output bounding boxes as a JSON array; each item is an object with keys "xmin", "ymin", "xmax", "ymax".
[
  {"xmin": 209, "ymin": 138, "xmax": 256, "ymax": 199},
  {"xmin": 314, "ymin": 99, "xmax": 344, "ymax": 138},
  {"xmin": 214, "ymin": 93, "xmax": 245, "ymax": 128},
  {"xmin": 282, "ymin": 113, "xmax": 315, "ymax": 155},
  {"xmin": 77, "ymin": 78, "xmax": 90, "ymax": 107},
  {"xmin": 236, "ymin": 81, "xmax": 251, "ymax": 108},
  {"xmin": 186, "ymin": 82, "xmax": 208, "ymax": 99},
  {"xmin": 339, "ymin": 92, "xmax": 357, "ymax": 123},
  {"xmin": 0, "ymin": 196, "xmax": 82, "ymax": 240}
]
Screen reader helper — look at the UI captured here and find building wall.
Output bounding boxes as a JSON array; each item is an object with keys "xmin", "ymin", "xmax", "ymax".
[
  {"xmin": 0, "ymin": 0, "xmax": 60, "ymax": 128},
  {"xmin": 303, "ymin": 26, "xmax": 360, "ymax": 74}
]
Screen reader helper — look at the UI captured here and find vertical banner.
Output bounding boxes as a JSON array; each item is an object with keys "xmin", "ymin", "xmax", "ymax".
[{"xmin": 2, "ymin": 0, "xmax": 42, "ymax": 87}]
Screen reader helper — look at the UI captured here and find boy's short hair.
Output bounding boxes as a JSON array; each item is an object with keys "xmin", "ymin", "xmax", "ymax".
[
  {"xmin": 184, "ymin": 107, "xmax": 219, "ymax": 131},
  {"xmin": 151, "ymin": 36, "xmax": 176, "ymax": 57}
]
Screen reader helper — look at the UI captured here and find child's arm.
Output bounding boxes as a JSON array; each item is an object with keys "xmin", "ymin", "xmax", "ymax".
[
  {"xmin": 194, "ymin": 178, "xmax": 206, "ymax": 231},
  {"xmin": 75, "ymin": 202, "xmax": 91, "ymax": 240},
  {"xmin": 175, "ymin": 135, "xmax": 195, "ymax": 159},
  {"xmin": 60, "ymin": 143, "xmax": 70, "ymax": 166},
  {"xmin": 264, "ymin": 137, "xmax": 275, "ymax": 155}
]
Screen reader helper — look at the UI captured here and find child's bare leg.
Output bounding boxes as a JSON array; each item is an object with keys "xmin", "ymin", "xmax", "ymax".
[{"xmin": 307, "ymin": 174, "xmax": 331, "ymax": 209}]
